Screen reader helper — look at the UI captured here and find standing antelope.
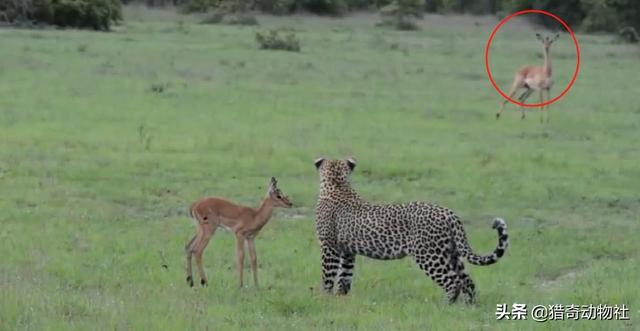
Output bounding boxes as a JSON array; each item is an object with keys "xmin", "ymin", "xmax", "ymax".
[
  {"xmin": 185, "ymin": 177, "xmax": 293, "ymax": 288},
  {"xmin": 496, "ymin": 32, "xmax": 560, "ymax": 123}
]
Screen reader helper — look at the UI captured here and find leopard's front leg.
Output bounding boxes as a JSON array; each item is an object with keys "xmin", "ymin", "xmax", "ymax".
[
  {"xmin": 320, "ymin": 244, "xmax": 341, "ymax": 293},
  {"xmin": 336, "ymin": 253, "xmax": 356, "ymax": 295}
]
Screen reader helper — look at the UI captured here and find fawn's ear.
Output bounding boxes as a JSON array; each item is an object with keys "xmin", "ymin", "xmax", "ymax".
[
  {"xmin": 536, "ymin": 33, "xmax": 543, "ymax": 41},
  {"xmin": 268, "ymin": 177, "xmax": 277, "ymax": 191},
  {"xmin": 314, "ymin": 157, "xmax": 325, "ymax": 170},
  {"xmin": 346, "ymin": 157, "xmax": 357, "ymax": 172},
  {"xmin": 552, "ymin": 32, "xmax": 560, "ymax": 42}
]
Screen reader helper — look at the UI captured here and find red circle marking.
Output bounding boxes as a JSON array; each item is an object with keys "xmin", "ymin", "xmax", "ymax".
[{"xmin": 484, "ymin": 10, "xmax": 581, "ymax": 108}]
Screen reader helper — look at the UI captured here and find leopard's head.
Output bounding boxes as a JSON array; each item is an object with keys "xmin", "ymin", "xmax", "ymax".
[{"xmin": 314, "ymin": 157, "xmax": 356, "ymax": 186}]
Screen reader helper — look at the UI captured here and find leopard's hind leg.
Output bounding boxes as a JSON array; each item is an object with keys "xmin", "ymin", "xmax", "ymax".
[
  {"xmin": 412, "ymin": 233, "xmax": 461, "ymax": 303},
  {"xmin": 451, "ymin": 236, "xmax": 476, "ymax": 304},
  {"xmin": 453, "ymin": 254, "xmax": 475, "ymax": 304}
]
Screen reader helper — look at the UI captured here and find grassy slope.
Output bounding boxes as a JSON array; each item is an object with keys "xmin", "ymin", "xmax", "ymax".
[{"xmin": 0, "ymin": 8, "xmax": 639, "ymax": 330}]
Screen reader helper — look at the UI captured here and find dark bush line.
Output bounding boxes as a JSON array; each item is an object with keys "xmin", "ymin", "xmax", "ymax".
[
  {"xmin": 2, "ymin": 0, "xmax": 638, "ymax": 35},
  {"xmin": 0, "ymin": 0, "xmax": 122, "ymax": 31},
  {"xmin": 143, "ymin": 0, "xmax": 640, "ymax": 35}
]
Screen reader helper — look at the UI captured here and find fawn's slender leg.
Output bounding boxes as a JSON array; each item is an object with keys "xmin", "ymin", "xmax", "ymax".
[
  {"xmin": 518, "ymin": 88, "xmax": 533, "ymax": 119},
  {"xmin": 517, "ymin": 88, "xmax": 532, "ymax": 101},
  {"xmin": 185, "ymin": 234, "xmax": 197, "ymax": 287},
  {"xmin": 497, "ymin": 82, "xmax": 521, "ymax": 118},
  {"xmin": 194, "ymin": 223, "xmax": 216, "ymax": 286},
  {"xmin": 235, "ymin": 234, "xmax": 246, "ymax": 288},
  {"xmin": 247, "ymin": 238, "xmax": 259, "ymax": 287},
  {"xmin": 539, "ymin": 90, "xmax": 545, "ymax": 123},
  {"xmin": 544, "ymin": 88, "xmax": 551, "ymax": 123}
]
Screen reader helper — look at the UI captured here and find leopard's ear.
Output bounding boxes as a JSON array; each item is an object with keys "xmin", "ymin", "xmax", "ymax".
[
  {"xmin": 346, "ymin": 157, "xmax": 356, "ymax": 172},
  {"xmin": 314, "ymin": 157, "xmax": 325, "ymax": 170}
]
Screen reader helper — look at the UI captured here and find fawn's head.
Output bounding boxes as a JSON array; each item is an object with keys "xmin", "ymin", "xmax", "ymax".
[
  {"xmin": 267, "ymin": 177, "xmax": 293, "ymax": 208},
  {"xmin": 314, "ymin": 157, "xmax": 357, "ymax": 185},
  {"xmin": 536, "ymin": 32, "xmax": 560, "ymax": 51}
]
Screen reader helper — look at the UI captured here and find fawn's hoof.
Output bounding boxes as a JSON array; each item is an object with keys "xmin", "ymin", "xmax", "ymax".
[
  {"xmin": 187, "ymin": 276, "xmax": 194, "ymax": 287},
  {"xmin": 201, "ymin": 279, "xmax": 208, "ymax": 287}
]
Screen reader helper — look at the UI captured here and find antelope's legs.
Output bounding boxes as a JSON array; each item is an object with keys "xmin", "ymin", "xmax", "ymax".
[
  {"xmin": 496, "ymin": 81, "xmax": 521, "ymax": 119},
  {"xmin": 539, "ymin": 90, "xmax": 545, "ymax": 123},
  {"xmin": 235, "ymin": 234, "xmax": 246, "ymax": 288},
  {"xmin": 543, "ymin": 89, "xmax": 550, "ymax": 123},
  {"xmin": 194, "ymin": 223, "xmax": 216, "ymax": 286},
  {"xmin": 247, "ymin": 239, "xmax": 259, "ymax": 287},
  {"xmin": 517, "ymin": 88, "xmax": 534, "ymax": 119},
  {"xmin": 185, "ymin": 234, "xmax": 197, "ymax": 287}
]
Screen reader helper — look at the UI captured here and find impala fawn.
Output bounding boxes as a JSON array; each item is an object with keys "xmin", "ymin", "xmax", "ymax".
[
  {"xmin": 185, "ymin": 177, "xmax": 293, "ymax": 288},
  {"xmin": 496, "ymin": 32, "xmax": 560, "ymax": 123}
]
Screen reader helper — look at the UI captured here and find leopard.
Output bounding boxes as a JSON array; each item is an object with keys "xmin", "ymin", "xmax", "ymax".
[{"xmin": 313, "ymin": 157, "xmax": 509, "ymax": 304}]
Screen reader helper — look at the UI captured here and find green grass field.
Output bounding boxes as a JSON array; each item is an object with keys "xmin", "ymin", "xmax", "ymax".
[{"xmin": 1, "ymin": 7, "xmax": 639, "ymax": 330}]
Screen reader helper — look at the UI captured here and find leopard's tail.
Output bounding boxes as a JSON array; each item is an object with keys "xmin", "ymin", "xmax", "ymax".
[{"xmin": 453, "ymin": 217, "xmax": 508, "ymax": 266}]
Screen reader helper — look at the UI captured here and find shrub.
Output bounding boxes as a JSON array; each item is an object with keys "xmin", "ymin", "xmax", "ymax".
[
  {"xmin": 255, "ymin": 0, "xmax": 297, "ymax": 14},
  {"xmin": 200, "ymin": 0, "xmax": 259, "ymax": 25},
  {"xmin": 200, "ymin": 10, "xmax": 226, "ymax": 23},
  {"xmin": 0, "ymin": 0, "xmax": 50, "ymax": 25},
  {"xmin": 33, "ymin": 0, "xmax": 55, "ymax": 23},
  {"xmin": 181, "ymin": 0, "xmax": 217, "ymax": 12},
  {"xmin": 255, "ymin": 29, "xmax": 300, "ymax": 52},
  {"xmin": 378, "ymin": 0, "xmax": 422, "ymax": 30},
  {"xmin": 618, "ymin": 26, "xmax": 639, "ymax": 43},
  {"xmin": 226, "ymin": 13, "xmax": 258, "ymax": 24},
  {"xmin": 0, "ymin": 0, "xmax": 121, "ymax": 30},
  {"xmin": 298, "ymin": 0, "xmax": 347, "ymax": 15},
  {"xmin": 216, "ymin": 0, "xmax": 252, "ymax": 12},
  {"xmin": 581, "ymin": 0, "xmax": 618, "ymax": 32},
  {"xmin": 393, "ymin": 17, "xmax": 419, "ymax": 30},
  {"xmin": 54, "ymin": 0, "xmax": 121, "ymax": 30},
  {"xmin": 394, "ymin": 0, "xmax": 423, "ymax": 17},
  {"xmin": 201, "ymin": 11, "xmax": 258, "ymax": 25},
  {"xmin": 342, "ymin": 0, "xmax": 375, "ymax": 10},
  {"xmin": 601, "ymin": 0, "xmax": 640, "ymax": 32},
  {"xmin": 500, "ymin": 0, "xmax": 586, "ymax": 28},
  {"xmin": 440, "ymin": 0, "xmax": 464, "ymax": 12},
  {"xmin": 424, "ymin": 0, "xmax": 442, "ymax": 12},
  {"xmin": 200, "ymin": 11, "xmax": 225, "ymax": 24}
]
